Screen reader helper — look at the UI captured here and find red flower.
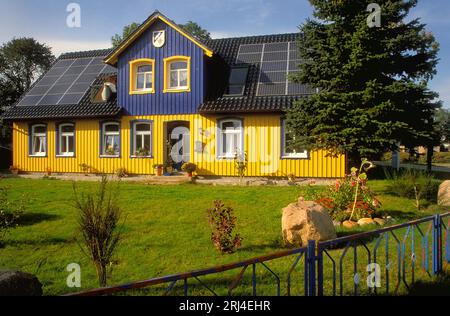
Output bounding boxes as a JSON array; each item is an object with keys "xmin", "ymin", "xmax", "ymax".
[{"xmin": 335, "ymin": 180, "xmax": 341, "ymax": 192}]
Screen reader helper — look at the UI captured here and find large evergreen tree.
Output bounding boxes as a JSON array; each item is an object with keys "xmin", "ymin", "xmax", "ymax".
[{"xmin": 286, "ymin": 0, "xmax": 440, "ymax": 165}]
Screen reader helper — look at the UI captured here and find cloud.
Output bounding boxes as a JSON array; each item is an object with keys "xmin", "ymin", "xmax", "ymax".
[{"xmin": 40, "ymin": 38, "xmax": 111, "ymax": 57}]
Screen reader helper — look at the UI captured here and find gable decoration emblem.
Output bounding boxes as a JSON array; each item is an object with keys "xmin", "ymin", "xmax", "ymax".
[{"xmin": 153, "ymin": 30, "xmax": 166, "ymax": 48}]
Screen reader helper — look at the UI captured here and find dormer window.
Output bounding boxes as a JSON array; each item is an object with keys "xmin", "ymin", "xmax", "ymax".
[
  {"xmin": 164, "ymin": 56, "xmax": 191, "ymax": 93},
  {"xmin": 226, "ymin": 66, "xmax": 249, "ymax": 96},
  {"xmin": 129, "ymin": 59, "xmax": 155, "ymax": 94}
]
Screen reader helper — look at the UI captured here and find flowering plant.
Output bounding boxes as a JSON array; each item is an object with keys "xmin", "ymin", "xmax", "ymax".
[{"xmin": 315, "ymin": 159, "xmax": 381, "ymax": 222}]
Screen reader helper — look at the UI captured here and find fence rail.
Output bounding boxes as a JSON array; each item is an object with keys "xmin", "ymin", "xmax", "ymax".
[{"xmin": 67, "ymin": 212, "xmax": 450, "ymax": 297}]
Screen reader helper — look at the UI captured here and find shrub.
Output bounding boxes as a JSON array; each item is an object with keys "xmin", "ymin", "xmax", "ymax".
[
  {"xmin": 181, "ymin": 163, "xmax": 197, "ymax": 174},
  {"xmin": 0, "ymin": 186, "xmax": 24, "ymax": 247},
  {"xmin": 385, "ymin": 169, "xmax": 439, "ymax": 210},
  {"xmin": 115, "ymin": 168, "xmax": 128, "ymax": 178},
  {"xmin": 234, "ymin": 152, "xmax": 248, "ymax": 184},
  {"xmin": 207, "ymin": 200, "xmax": 242, "ymax": 254},
  {"xmin": 73, "ymin": 176, "xmax": 123, "ymax": 287}
]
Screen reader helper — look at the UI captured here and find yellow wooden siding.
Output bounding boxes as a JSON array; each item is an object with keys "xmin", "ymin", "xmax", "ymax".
[{"xmin": 12, "ymin": 114, "xmax": 346, "ymax": 178}]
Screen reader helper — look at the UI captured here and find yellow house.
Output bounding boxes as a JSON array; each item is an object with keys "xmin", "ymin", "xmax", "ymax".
[{"xmin": 4, "ymin": 12, "xmax": 345, "ymax": 178}]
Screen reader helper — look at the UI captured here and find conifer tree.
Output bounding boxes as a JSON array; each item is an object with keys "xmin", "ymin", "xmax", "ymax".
[{"xmin": 286, "ymin": 0, "xmax": 440, "ymax": 165}]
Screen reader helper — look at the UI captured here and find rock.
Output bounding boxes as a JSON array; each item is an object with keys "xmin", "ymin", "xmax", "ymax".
[
  {"xmin": 438, "ymin": 180, "xmax": 450, "ymax": 207},
  {"xmin": 0, "ymin": 270, "xmax": 43, "ymax": 296},
  {"xmin": 385, "ymin": 216, "xmax": 396, "ymax": 224},
  {"xmin": 343, "ymin": 220, "xmax": 359, "ymax": 229},
  {"xmin": 373, "ymin": 218, "xmax": 386, "ymax": 226},
  {"xmin": 282, "ymin": 199, "xmax": 337, "ymax": 247},
  {"xmin": 357, "ymin": 218, "xmax": 377, "ymax": 226},
  {"xmin": 333, "ymin": 220, "xmax": 342, "ymax": 227}
]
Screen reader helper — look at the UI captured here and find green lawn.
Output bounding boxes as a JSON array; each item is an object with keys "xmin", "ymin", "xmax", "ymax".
[{"xmin": 0, "ymin": 178, "xmax": 448, "ymax": 296}]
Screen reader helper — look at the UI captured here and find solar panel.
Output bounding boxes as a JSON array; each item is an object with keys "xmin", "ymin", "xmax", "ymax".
[
  {"xmin": 17, "ymin": 56, "xmax": 114, "ymax": 106},
  {"xmin": 232, "ymin": 41, "xmax": 315, "ymax": 97}
]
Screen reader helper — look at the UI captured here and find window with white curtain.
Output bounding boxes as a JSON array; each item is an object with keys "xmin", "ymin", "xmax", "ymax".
[
  {"xmin": 169, "ymin": 61, "xmax": 188, "ymax": 90},
  {"xmin": 282, "ymin": 120, "xmax": 308, "ymax": 159},
  {"xmin": 58, "ymin": 123, "xmax": 75, "ymax": 156},
  {"xmin": 133, "ymin": 122, "xmax": 152, "ymax": 157},
  {"xmin": 30, "ymin": 124, "xmax": 47, "ymax": 156},
  {"xmin": 218, "ymin": 119, "xmax": 243, "ymax": 159},
  {"xmin": 102, "ymin": 122, "xmax": 120, "ymax": 157}
]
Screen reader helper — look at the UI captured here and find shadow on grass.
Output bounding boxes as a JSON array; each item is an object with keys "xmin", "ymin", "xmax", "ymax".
[
  {"xmin": 406, "ymin": 273, "xmax": 450, "ymax": 296},
  {"xmin": 6, "ymin": 237, "xmax": 70, "ymax": 247},
  {"xmin": 239, "ymin": 238, "xmax": 284, "ymax": 252},
  {"xmin": 17, "ymin": 213, "xmax": 60, "ymax": 226}
]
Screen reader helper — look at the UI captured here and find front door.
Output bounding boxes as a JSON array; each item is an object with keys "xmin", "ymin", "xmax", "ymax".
[{"xmin": 167, "ymin": 122, "xmax": 190, "ymax": 171}]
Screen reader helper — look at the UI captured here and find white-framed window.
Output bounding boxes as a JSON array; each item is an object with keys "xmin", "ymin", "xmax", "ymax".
[
  {"xmin": 282, "ymin": 120, "xmax": 308, "ymax": 159},
  {"xmin": 58, "ymin": 123, "xmax": 75, "ymax": 157},
  {"xmin": 169, "ymin": 61, "xmax": 188, "ymax": 89},
  {"xmin": 136, "ymin": 65, "xmax": 153, "ymax": 91},
  {"xmin": 132, "ymin": 122, "xmax": 152, "ymax": 157},
  {"xmin": 129, "ymin": 59, "xmax": 154, "ymax": 94},
  {"xmin": 30, "ymin": 124, "xmax": 47, "ymax": 157},
  {"xmin": 164, "ymin": 56, "xmax": 190, "ymax": 92},
  {"xmin": 218, "ymin": 119, "xmax": 243, "ymax": 159},
  {"xmin": 101, "ymin": 122, "xmax": 120, "ymax": 157}
]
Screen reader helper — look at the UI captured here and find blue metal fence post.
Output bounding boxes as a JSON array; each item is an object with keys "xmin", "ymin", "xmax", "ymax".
[
  {"xmin": 317, "ymin": 243, "xmax": 324, "ymax": 296},
  {"xmin": 432, "ymin": 214, "xmax": 442, "ymax": 275},
  {"xmin": 307, "ymin": 240, "xmax": 316, "ymax": 296}
]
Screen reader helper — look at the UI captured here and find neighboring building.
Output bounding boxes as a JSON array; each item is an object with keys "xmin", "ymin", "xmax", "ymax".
[{"xmin": 2, "ymin": 11, "xmax": 345, "ymax": 178}]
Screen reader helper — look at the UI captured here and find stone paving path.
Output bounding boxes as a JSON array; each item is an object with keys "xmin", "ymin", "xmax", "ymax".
[{"xmin": 1, "ymin": 172, "xmax": 335, "ymax": 187}]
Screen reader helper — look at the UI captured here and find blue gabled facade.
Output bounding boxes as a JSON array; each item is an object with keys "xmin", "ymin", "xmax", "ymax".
[{"xmin": 117, "ymin": 19, "xmax": 206, "ymax": 115}]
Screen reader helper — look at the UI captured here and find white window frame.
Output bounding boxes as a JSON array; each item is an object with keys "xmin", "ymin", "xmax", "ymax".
[
  {"xmin": 169, "ymin": 62, "xmax": 188, "ymax": 90},
  {"xmin": 101, "ymin": 122, "xmax": 120, "ymax": 157},
  {"xmin": 58, "ymin": 123, "xmax": 75, "ymax": 157},
  {"xmin": 282, "ymin": 120, "xmax": 308, "ymax": 159},
  {"xmin": 30, "ymin": 124, "xmax": 47, "ymax": 157},
  {"xmin": 135, "ymin": 65, "xmax": 153, "ymax": 92},
  {"xmin": 218, "ymin": 119, "xmax": 244, "ymax": 159},
  {"xmin": 132, "ymin": 122, "xmax": 152, "ymax": 157}
]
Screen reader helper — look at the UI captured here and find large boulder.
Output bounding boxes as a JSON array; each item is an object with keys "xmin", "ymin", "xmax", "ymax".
[
  {"xmin": 438, "ymin": 180, "xmax": 450, "ymax": 207},
  {"xmin": 0, "ymin": 270, "xmax": 43, "ymax": 296},
  {"xmin": 282, "ymin": 199, "xmax": 337, "ymax": 247}
]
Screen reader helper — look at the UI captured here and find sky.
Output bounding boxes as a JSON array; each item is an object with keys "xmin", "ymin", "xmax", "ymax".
[{"xmin": 0, "ymin": 0, "xmax": 449, "ymax": 108}]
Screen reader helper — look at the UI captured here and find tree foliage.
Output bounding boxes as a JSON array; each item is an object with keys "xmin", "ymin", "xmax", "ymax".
[
  {"xmin": 435, "ymin": 108, "xmax": 450, "ymax": 143},
  {"xmin": 0, "ymin": 38, "xmax": 54, "ymax": 110},
  {"xmin": 179, "ymin": 21, "xmax": 211, "ymax": 42},
  {"xmin": 111, "ymin": 20, "xmax": 211, "ymax": 49},
  {"xmin": 286, "ymin": 0, "xmax": 440, "ymax": 163},
  {"xmin": 111, "ymin": 22, "xmax": 140, "ymax": 48}
]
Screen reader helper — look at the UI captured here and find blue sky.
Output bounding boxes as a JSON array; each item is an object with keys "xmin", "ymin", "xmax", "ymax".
[{"xmin": 0, "ymin": 0, "xmax": 448, "ymax": 108}]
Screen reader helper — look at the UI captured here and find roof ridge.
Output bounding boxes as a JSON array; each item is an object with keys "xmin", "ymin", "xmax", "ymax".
[
  {"xmin": 59, "ymin": 48, "xmax": 113, "ymax": 59},
  {"xmin": 207, "ymin": 32, "xmax": 301, "ymax": 42}
]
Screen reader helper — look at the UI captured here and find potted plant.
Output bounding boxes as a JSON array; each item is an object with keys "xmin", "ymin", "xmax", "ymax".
[
  {"xmin": 79, "ymin": 163, "xmax": 90, "ymax": 176},
  {"xmin": 9, "ymin": 166, "xmax": 19, "ymax": 175},
  {"xmin": 135, "ymin": 148, "xmax": 150, "ymax": 157},
  {"xmin": 164, "ymin": 163, "xmax": 173, "ymax": 175},
  {"xmin": 46, "ymin": 167, "xmax": 52, "ymax": 177},
  {"xmin": 153, "ymin": 164, "xmax": 164, "ymax": 177},
  {"xmin": 181, "ymin": 163, "xmax": 197, "ymax": 177}
]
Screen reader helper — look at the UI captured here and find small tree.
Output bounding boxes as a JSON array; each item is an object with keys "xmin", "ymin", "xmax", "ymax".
[
  {"xmin": 73, "ymin": 176, "xmax": 123, "ymax": 287},
  {"xmin": 207, "ymin": 201, "xmax": 242, "ymax": 254},
  {"xmin": 234, "ymin": 151, "xmax": 248, "ymax": 185}
]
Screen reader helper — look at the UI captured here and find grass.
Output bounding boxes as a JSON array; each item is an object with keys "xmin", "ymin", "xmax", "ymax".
[{"xmin": 0, "ymin": 178, "xmax": 448, "ymax": 296}]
